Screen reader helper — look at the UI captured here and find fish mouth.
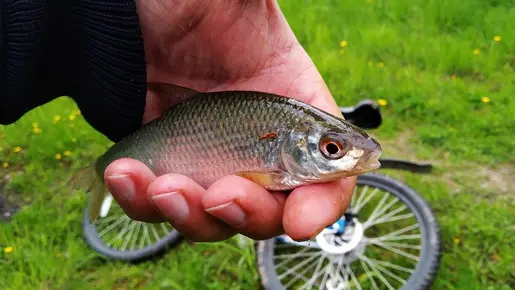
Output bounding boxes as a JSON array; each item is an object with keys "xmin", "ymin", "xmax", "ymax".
[{"xmin": 355, "ymin": 149, "xmax": 382, "ymax": 172}]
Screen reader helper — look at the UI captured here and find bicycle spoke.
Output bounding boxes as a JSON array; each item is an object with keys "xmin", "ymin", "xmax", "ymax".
[
  {"xmin": 381, "ymin": 242, "xmax": 421, "ymax": 250},
  {"xmin": 274, "ymin": 251, "xmax": 321, "ymax": 261},
  {"xmin": 160, "ymin": 223, "xmax": 169, "ymax": 234},
  {"xmin": 364, "ymin": 204, "xmax": 413, "ymax": 229},
  {"xmin": 277, "ymin": 251, "xmax": 323, "ymax": 281},
  {"xmin": 130, "ymin": 223, "xmax": 141, "ymax": 250},
  {"xmin": 275, "ymin": 246, "xmax": 313, "ymax": 268},
  {"xmin": 367, "ymin": 258, "xmax": 414, "ymax": 274},
  {"xmin": 359, "ymin": 256, "xmax": 395, "ymax": 290},
  {"xmin": 363, "ymin": 192, "xmax": 389, "ymax": 221},
  {"xmin": 299, "ymin": 255, "xmax": 327, "ymax": 290},
  {"xmin": 352, "ymin": 186, "xmax": 369, "ymax": 212},
  {"xmin": 284, "ymin": 253, "xmax": 325, "ymax": 288},
  {"xmin": 373, "ymin": 223, "xmax": 420, "ymax": 242},
  {"xmin": 367, "ymin": 212, "xmax": 414, "ymax": 228},
  {"xmin": 365, "ymin": 196, "xmax": 399, "ymax": 227},
  {"xmin": 350, "ymin": 185, "xmax": 358, "ymax": 207},
  {"xmin": 341, "ymin": 263, "xmax": 350, "ymax": 290},
  {"xmin": 353, "ymin": 188, "xmax": 380, "ymax": 213},
  {"xmin": 328, "ymin": 255, "xmax": 346, "ymax": 289},
  {"xmin": 361, "ymin": 256, "xmax": 408, "ymax": 285},
  {"xmin": 359, "ymin": 258, "xmax": 379, "ymax": 290},
  {"xmin": 121, "ymin": 222, "xmax": 137, "ymax": 251},
  {"xmin": 97, "ymin": 215, "xmax": 128, "ymax": 238},
  {"xmin": 150, "ymin": 224, "xmax": 161, "ymax": 242},
  {"xmin": 368, "ymin": 239, "xmax": 420, "ymax": 261},
  {"xmin": 318, "ymin": 262, "xmax": 332, "ymax": 290},
  {"xmin": 140, "ymin": 225, "xmax": 151, "ymax": 248},
  {"xmin": 105, "ymin": 218, "xmax": 132, "ymax": 247},
  {"xmin": 345, "ymin": 263, "xmax": 362, "ymax": 290}
]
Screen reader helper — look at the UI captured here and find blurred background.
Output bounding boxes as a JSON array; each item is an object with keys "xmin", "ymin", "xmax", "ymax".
[{"xmin": 1, "ymin": 0, "xmax": 513, "ymax": 289}]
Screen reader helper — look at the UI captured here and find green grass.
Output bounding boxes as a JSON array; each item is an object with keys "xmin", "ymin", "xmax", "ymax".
[{"xmin": 1, "ymin": 0, "xmax": 514, "ymax": 289}]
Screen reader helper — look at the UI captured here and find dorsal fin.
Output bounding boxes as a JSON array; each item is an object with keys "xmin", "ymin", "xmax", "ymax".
[{"xmin": 147, "ymin": 82, "xmax": 200, "ymax": 105}]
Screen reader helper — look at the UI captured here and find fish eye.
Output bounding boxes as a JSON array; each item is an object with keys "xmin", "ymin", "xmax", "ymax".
[{"xmin": 319, "ymin": 133, "xmax": 348, "ymax": 160}]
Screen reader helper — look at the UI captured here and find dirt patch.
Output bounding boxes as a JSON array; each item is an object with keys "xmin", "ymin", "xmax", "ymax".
[
  {"xmin": 375, "ymin": 131, "xmax": 420, "ymax": 161},
  {"xmin": 476, "ymin": 165, "xmax": 514, "ymax": 198},
  {"xmin": 0, "ymin": 174, "xmax": 21, "ymax": 222},
  {"xmin": 377, "ymin": 131, "xmax": 514, "ymax": 201}
]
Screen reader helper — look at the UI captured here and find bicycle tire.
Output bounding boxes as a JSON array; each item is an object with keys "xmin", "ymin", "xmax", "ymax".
[
  {"xmin": 256, "ymin": 173, "xmax": 441, "ymax": 290},
  {"xmin": 82, "ymin": 208, "xmax": 183, "ymax": 263}
]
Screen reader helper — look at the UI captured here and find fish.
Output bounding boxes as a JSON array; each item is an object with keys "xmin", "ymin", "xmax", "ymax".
[{"xmin": 70, "ymin": 83, "xmax": 382, "ymax": 223}]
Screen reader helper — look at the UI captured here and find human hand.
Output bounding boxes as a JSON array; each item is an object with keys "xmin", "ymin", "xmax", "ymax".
[{"xmin": 104, "ymin": 0, "xmax": 356, "ymax": 242}]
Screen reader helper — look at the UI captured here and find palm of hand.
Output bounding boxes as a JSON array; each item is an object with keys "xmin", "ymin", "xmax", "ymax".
[
  {"xmin": 137, "ymin": 0, "xmax": 339, "ymax": 121},
  {"xmin": 106, "ymin": 0, "xmax": 356, "ymax": 242}
]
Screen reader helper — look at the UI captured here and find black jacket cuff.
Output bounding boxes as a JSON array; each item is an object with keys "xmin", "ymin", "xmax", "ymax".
[{"xmin": 0, "ymin": 0, "xmax": 147, "ymax": 142}]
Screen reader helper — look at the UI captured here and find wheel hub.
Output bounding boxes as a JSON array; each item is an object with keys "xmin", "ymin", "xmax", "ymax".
[{"xmin": 316, "ymin": 218, "xmax": 364, "ymax": 255}]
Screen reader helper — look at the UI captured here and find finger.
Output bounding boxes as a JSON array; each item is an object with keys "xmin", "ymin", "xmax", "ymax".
[
  {"xmin": 147, "ymin": 174, "xmax": 236, "ymax": 242},
  {"xmin": 104, "ymin": 158, "xmax": 163, "ymax": 222},
  {"xmin": 283, "ymin": 177, "xmax": 356, "ymax": 241},
  {"xmin": 203, "ymin": 175, "xmax": 287, "ymax": 240}
]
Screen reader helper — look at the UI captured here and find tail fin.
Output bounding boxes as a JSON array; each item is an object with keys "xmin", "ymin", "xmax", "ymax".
[{"xmin": 67, "ymin": 164, "xmax": 107, "ymax": 223}]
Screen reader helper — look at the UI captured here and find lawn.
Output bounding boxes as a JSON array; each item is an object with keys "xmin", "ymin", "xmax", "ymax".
[{"xmin": 1, "ymin": 0, "xmax": 514, "ymax": 289}]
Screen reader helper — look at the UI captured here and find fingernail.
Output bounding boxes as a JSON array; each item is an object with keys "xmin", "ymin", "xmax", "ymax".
[
  {"xmin": 152, "ymin": 191, "xmax": 189, "ymax": 225},
  {"xmin": 205, "ymin": 201, "xmax": 246, "ymax": 227},
  {"xmin": 107, "ymin": 174, "xmax": 135, "ymax": 201}
]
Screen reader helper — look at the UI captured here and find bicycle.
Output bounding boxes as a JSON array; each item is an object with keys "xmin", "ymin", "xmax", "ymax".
[{"xmin": 82, "ymin": 100, "xmax": 442, "ymax": 289}]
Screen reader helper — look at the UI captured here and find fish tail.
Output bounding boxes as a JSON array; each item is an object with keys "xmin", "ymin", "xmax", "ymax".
[
  {"xmin": 67, "ymin": 163, "xmax": 107, "ymax": 223},
  {"xmin": 87, "ymin": 179, "xmax": 107, "ymax": 223}
]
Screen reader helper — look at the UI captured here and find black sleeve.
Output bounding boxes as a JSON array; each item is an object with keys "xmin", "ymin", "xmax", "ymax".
[{"xmin": 0, "ymin": 0, "xmax": 148, "ymax": 142}]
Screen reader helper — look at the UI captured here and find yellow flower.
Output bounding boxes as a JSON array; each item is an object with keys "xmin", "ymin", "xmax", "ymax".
[
  {"xmin": 32, "ymin": 122, "xmax": 38, "ymax": 128},
  {"xmin": 68, "ymin": 114, "xmax": 76, "ymax": 121},
  {"xmin": 339, "ymin": 49, "xmax": 345, "ymax": 55},
  {"xmin": 13, "ymin": 147, "xmax": 22, "ymax": 153},
  {"xmin": 64, "ymin": 150, "xmax": 72, "ymax": 157},
  {"xmin": 378, "ymin": 62, "xmax": 385, "ymax": 68},
  {"xmin": 493, "ymin": 36, "xmax": 501, "ymax": 42},
  {"xmin": 2, "ymin": 162, "xmax": 8, "ymax": 168},
  {"xmin": 4, "ymin": 246, "xmax": 13, "ymax": 254},
  {"xmin": 71, "ymin": 138, "xmax": 77, "ymax": 143},
  {"xmin": 481, "ymin": 96, "xmax": 491, "ymax": 103},
  {"xmin": 377, "ymin": 98, "xmax": 388, "ymax": 106},
  {"xmin": 339, "ymin": 40, "xmax": 348, "ymax": 48},
  {"xmin": 55, "ymin": 153, "xmax": 62, "ymax": 160},
  {"xmin": 453, "ymin": 237, "xmax": 461, "ymax": 245},
  {"xmin": 33, "ymin": 127, "xmax": 42, "ymax": 134},
  {"xmin": 473, "ymin": 49, "xmax": 480, "ymax": 55},
  {"xmin": 52, "ymin": 115, "xmax": 61, "ymax": 124}
]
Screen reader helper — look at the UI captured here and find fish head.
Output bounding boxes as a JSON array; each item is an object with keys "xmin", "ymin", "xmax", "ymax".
[{"xmin": 280, "ymin": 118, "xmax": 382, "ymax": 183}]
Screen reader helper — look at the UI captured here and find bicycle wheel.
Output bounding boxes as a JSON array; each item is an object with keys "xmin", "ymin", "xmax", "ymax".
[
  {"xmin": 82, "ymin": 193, "xmax": 182, "ymax": 262},
  {"xmin": 256, "ymin": 173, "xmax": 441, "ymax": 290}
]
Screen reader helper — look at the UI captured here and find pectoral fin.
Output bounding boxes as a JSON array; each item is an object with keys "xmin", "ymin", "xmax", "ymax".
[{"xmin": 235, "ymin": 171, "xmax": 304, "ymax": 191}]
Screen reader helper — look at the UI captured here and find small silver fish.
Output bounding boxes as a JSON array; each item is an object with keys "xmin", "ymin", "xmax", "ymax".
[{"xmin": 71, "ymin": 84, "xmax": 382, "ymax": 222}]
